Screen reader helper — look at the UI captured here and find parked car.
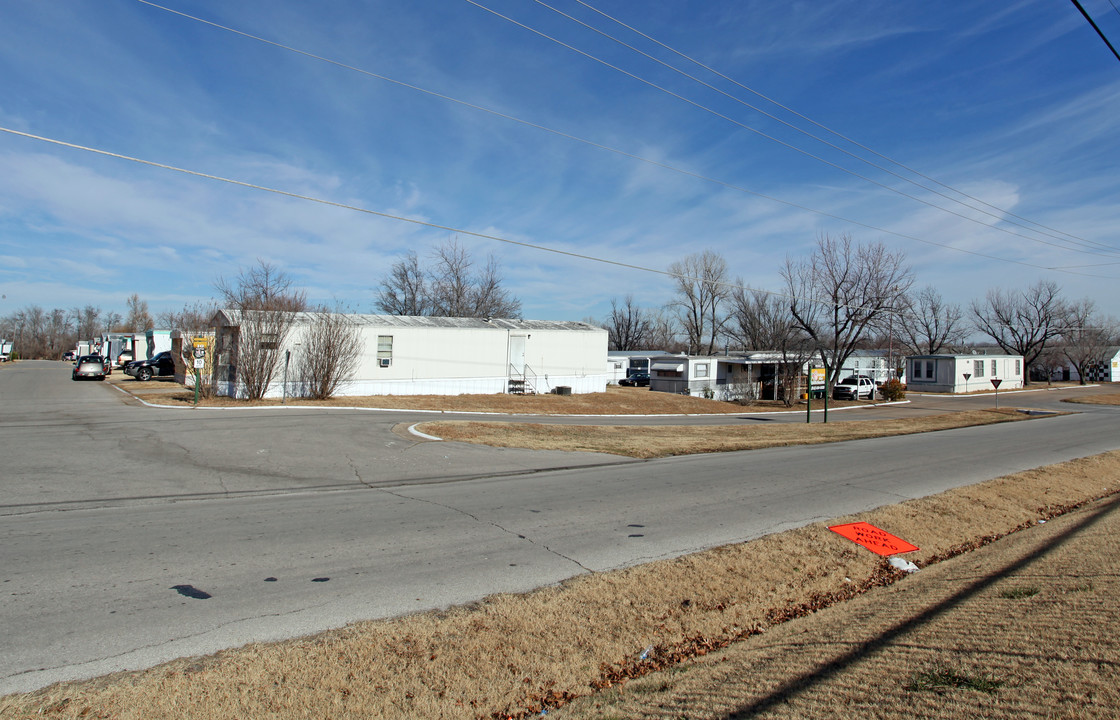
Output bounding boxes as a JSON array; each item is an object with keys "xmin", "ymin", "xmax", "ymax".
[
  {"xmin": 63, "ymin": 350, "xmax": 77, "ymax": 361},
  {"xmin": 125, "ymin": 351, "xmax": 175, "ymax": 381},
  {"xmin": 72, "ymin": 355, "xmax": 107, "ymax": 381},
  {"xmin": 618, "ymin": 372, "xmax": 650, "ymax": 387},
  {"xmin": 832, "ymin": 375, "xmax": 876, "ymax": 401},
  {"xmin": 116, "ymin": 350, "xmax": 134, "ymax": 368}
]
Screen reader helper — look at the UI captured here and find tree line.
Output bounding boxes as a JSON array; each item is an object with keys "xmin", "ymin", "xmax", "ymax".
[{"xmin": 4, "ymin": 233, "xmax": 1116, "ymax": 395}]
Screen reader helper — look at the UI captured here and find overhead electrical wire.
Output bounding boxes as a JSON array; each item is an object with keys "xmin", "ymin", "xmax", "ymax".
[
  {"xmin": 531, "ymin": 0, "xmax": 1113, "ymax": 257},
  {"xmin": 3, "ymin": 124, "xmax": 1116, "ymax": 318},
  {"xmin": 465, "ymin": 0, "xmax": 1120, "ymax": 259},
  {"xmin": 1070, "ymin": 0, "xmax": 1120, "ymax": 63},
  {"xmin": 568, "ymin": 0, "xmax": 1114, "ymax": 254},
  {"xmin": 130, "ymin": 0, "xmax": 1120, "ymax": 269}
]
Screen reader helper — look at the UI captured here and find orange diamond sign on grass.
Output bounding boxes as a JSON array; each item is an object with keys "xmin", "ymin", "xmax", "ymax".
[{"xmin": 829, "ymin": 522, "xmax": 918, "ymax": 556}]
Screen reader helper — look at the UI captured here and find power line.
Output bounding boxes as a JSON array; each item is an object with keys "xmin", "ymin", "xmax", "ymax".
[
  {"xmin": 463, "ymin": 0, "xmax": 1120, "ymax": 258},
  {"xmin": 3, "ymin": 125, "xmax": 1116, "ymax": 330},
  {"xmin": 1070, "ymin": 0, "xmax": 1120, "ymax": 63},
  {"xmin": 570, "ymin": 0, "xmax": 1115, "ymax": 254},
  {"xmin": 534, "ymin": 0, "xmax": 1114, "ymax": 256},
  {"xmin": 129, "ymin": 0, "xmax": 1120, "ymax": 268}
]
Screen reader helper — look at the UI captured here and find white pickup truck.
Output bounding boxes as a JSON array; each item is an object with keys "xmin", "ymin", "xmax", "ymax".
[{"xmin": 832, "ymin": 375, "xmax": 877, "ymax": 401}]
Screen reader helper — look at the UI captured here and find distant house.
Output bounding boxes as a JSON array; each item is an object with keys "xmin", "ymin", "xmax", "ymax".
[
  {"xmin": 906, "ymin": 354, "xmax": 1024, "ymax": 393},
  {"xmin": 1040, "ymin": 346, "xmax": 1120, "ymax": 383},
  {"xmin": 606, "ymin": 350, "xmax": 664, "ymax": 383},
  {"xmin": 836, "ymin": 349, "xmax": 902, "ymax": 384},
  {"xmin": 210, "ymin": 310, "xmax": 608, "ymax": 399},
  {"xmin": 648, "ymin": 352, "xmax": 804, "ymax": 402}
]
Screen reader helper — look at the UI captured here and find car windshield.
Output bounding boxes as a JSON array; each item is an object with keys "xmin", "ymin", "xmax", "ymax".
[{"xmin": 839, "ymin": 378, "xmax": 858, "ymax": 385}]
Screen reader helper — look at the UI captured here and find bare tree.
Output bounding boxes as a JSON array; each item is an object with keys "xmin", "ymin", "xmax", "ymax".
[
  {"xmin": 216, "ymin": 260, "xmax": 308, "ymax": 313},
  {"xmin": 295, "ymin": 309, "xmax": 363, "ymax": 399},
  {"xmin": 471, "ymin": 254, "xmax": 521, "ymax": 319},
  {"xmin": 157, "ymin": 300, "xmax": 219, "ymax": 334},
  {"xmin": 216, "ymin": 260, "xmax": 308, "ymax": 400},
  {"xmin": 645, "ymin": 309, "xmax": 683, "ymax": 353},
  {"xmin": 970, "ymin": 279, "xmax": 1066, "ymax": 385},
  {"xmin": 45, "ymin": 308, "xmax": 72, "ymax": 357},
  {"xmin": 71, "ymin": 305, "xmax": 102, "ymax": 341},
  {"xmin": 1, "ymin": 306, "xmax": 79, "ymax": 358},
  {"xmin": 782, "ymin": 233, "xmax": 912, "ymax": 393},
  {"xmin": 728, "ymin": 286, "xmax": 813, "ymax": 406},
  {"xmin": 376, "ymin": 239, "xmax": 521, "ymax": 318},
  {"xmin": 376, "ymin": 251, "xmax": 431, "ymax": 316},
  {"xmin": 1060, "ymin": 299, "xmax": 1118, "ymax": 385},
  {"xmin": 897, "ymin": 285, "xmax": 968, "ymax": 355},
  {"xmin": 123, "ymin": 294, "xmax": 154, "ymax": 332},
  {"xmin": 604, "ymin": 295, "xmax": 652, "ymax": 351},
  {"xmin": 668, "ymin": 250, "xmax": 729, "ymax": 355},
  {"xmin": 103, "ymin": 311, "xmax": 123, "ymax": 335}
]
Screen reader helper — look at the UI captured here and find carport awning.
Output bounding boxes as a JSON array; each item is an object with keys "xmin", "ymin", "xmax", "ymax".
[{"xmin": 651, "ymin": 362, "xmax": 684, "ymax": 372}]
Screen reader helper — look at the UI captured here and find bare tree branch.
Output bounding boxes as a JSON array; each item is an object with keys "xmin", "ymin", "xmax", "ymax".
[
  {"xmin": 603, "ymin": 295, "xmax": 652, "ymax": 351},
  {"xmin": 896, "ymin": 285, "xmax": 968, "ymax": 355},
  {"xmin": 970, "ymin": 279, "xmax": 1066, "ymax": 384},
  {"xmin": 781, "ymin": 233, "xmax": 912, "ymax": 392},
  {"xmin": 668, "ymin": 250, "xmax": 729, "ymax": 355},
  {"xmin": 295, "ymin": 309, "xmax": 363, "ymax": 399}
]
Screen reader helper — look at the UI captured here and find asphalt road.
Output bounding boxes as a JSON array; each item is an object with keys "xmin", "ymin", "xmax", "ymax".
[{"xmin": 2, "ymin": 360, "xmax": 1118, "ymax": 694}]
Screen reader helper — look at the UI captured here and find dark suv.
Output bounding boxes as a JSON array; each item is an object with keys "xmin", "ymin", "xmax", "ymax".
[{"xmin": 125, "ymin": 351, "xmax": 175, "ymax": 381}]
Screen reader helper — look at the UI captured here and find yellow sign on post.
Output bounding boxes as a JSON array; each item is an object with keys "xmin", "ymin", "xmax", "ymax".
[{"xmin": 189, "ymin": 337, "xmax": 212, "ymax": 405}]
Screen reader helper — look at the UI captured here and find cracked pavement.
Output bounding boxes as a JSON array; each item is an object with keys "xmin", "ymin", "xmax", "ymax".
[{"xmin": 3, "ymin": 361, "xmax": 1120, "ymax": 694}]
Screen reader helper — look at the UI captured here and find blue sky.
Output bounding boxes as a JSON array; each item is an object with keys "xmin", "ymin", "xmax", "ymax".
[{"xmin": 2, "ymin": 0, "xmax": 1120, "ymax": 323}]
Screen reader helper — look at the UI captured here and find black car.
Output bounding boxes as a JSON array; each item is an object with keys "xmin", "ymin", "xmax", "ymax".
[
  {"xmin": 618, "ymin": 372, "xmax": 650, "ymax": 387},
  {"xmin": 125, "ymin": 351, "xmax": 175, "ymax": 381}
]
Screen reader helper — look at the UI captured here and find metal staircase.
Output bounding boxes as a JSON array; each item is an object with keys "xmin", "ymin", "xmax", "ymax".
[{"xmin": 507, "ymin": 363, "xmax": 538, "ymax": 395}]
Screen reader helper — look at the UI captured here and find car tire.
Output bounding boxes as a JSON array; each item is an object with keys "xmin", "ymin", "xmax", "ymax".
[{"xmin": 138, "ymin": 367, "xmax": 153, "ymax": 381}]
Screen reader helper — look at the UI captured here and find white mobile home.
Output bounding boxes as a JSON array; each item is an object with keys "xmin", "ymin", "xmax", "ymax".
[
  {"xmin": 145, "ymin": 330, "xmax": 173, "ymax": 359},
  {"xmin": 648, "ymin": 353, "xmax": 804, "ymax": 402},
  {"xmin": 211, "ymin": 311, "xmax": 608, "ymax": 399},
  {"xmin": 906, "ymin": 354, "xmax": 1024, "ymax": 393}
]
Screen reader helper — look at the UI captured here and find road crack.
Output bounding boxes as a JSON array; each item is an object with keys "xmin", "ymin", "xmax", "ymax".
[{"xmin": 375, "ymin": 487, "xmax": 593, "ymax": 573}]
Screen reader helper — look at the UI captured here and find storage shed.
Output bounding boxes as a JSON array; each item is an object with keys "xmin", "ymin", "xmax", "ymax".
[
  {"xmin": 906, "ymin": 354, "xmax": 1024, "ymax": 393},
  {"xmin": 211, "ymin": 310, "xmax": 608, "ymax": 399}
]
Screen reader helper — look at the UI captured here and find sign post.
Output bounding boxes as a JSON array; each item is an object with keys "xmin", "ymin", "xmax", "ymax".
[
  {"xmin": 282, "ymin": 349, "xmax": 291, "ymax": 404},
  {"xmin": 963, "ymin": 372, "xmax": 971, "ymax": 394},
  {"xmin": 823, "ymin": 366, "xmax": 830, "ymax": 424},
  {"xmin": 991, "ymin": 378, "xmax": 1002, "ymax": 409},
  {"xmin": 191, "ymin": 341, "xmax": 207, "ymax": 407},
  {"xmin": 805, "ymin": 368, "xmax": 812, "ymax": 424}
]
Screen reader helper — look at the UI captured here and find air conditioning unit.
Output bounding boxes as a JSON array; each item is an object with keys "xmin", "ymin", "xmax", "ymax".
[{"xmin": 379, "ymin": 358, "xmax": 391, "ymax": 368}]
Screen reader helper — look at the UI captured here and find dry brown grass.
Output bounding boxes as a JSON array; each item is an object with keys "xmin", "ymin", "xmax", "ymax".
[
  {"xmin": 1063, "ymin": 392, "xmax": 1120, "ymax": 406},
  {"xmin": 109, "ymin": 377, "xmax": 860, "ymax": 415},
  {"xmin": 419, "ymin": 409, "xmax": 1047, "ymax": 458},
  {"xmin": 4, "ymin": 449, "xmax": 1119, "ymax": 720}
]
